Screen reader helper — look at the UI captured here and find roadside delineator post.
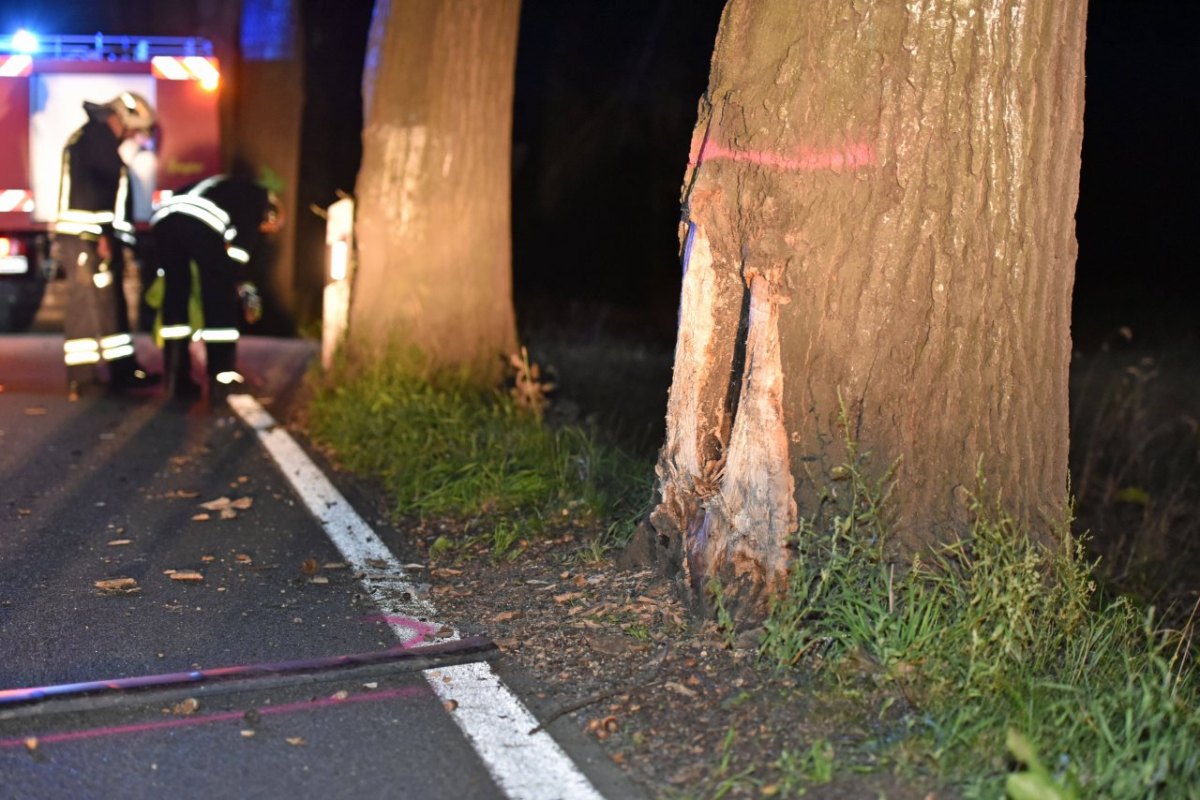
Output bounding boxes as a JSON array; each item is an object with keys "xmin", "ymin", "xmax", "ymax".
[{"xmin": 322, "ymin": 197, "xmax": 353, "ymax": 369}]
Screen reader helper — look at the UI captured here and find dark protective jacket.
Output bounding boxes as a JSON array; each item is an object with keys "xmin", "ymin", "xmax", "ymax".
[
  {"xmin": 55, "ymin": 102, "xmax": 136, "ymax": 245},
  {"xmin": 149, "ymin": 175, "xmax": 270, "ymax": 270}
]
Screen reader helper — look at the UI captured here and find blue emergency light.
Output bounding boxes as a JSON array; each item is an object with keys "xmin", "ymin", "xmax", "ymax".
[{"xmin": 10, "ymin": 29, "xmax": 40, "ymax": 54}]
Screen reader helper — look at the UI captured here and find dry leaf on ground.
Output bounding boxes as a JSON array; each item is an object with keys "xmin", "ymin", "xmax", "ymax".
[
  {"xmin": 170, "ymin": 698, "xmax": 200, "ymax": 715},
  {"xmin": 664, "ymin": 681, "xmax": 698, "ymax": 698},
  {"xmin": 169, "ymin": 570, "xmax": 204, "ymax": 582},
  {"xmin": 95, "ymin": 577, "xmax": 140, "ymax": 595}
]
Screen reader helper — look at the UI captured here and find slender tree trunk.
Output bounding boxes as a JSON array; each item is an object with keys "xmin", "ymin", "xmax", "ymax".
[
  {"xmin": 644, "ymin": 0, "xmax": 1087, "ymax": 612},
  {"xmin": 350, "ymin": 0, "xmax": 521, "ymax": 379}
]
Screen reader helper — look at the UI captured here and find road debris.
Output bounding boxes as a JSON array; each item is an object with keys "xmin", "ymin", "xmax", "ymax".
[
  {"xmin": 107, "ymin": 539, "xmax": 132, "ymax": 546},
  {"xmin": 95, "ymin": 577, "xmax": 140, "ymax": 595},
  {"xmin": 198, "ymin": 496, "xmax": 254, "ymax": 520},
  {"xmin": 169, "ymin": 698, "xmax": 200, "ymax": 715},
  {"xmin": 167, "ymin": 570, "xmax": 204, "ymax": 582},
  {"xmin": 586, "ymin": 715, "xmax": 620, "ymax": 740}
]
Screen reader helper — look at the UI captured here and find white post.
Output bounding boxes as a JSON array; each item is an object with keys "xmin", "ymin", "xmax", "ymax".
[{"xmin": 322, "ymin": 197, "xmax": 354, "ymax": 369}]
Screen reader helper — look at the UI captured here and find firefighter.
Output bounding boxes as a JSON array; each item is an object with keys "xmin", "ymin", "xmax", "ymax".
[
  {"xmin": 55, "ymin": 92, "xmax": 159, "ymax": 399},
  {"xmin": 149, "ymin": 174, "xmax": 282, "ymax": 405}
]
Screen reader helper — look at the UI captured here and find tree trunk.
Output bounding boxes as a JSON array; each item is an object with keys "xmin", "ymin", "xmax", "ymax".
[
  {"xmin": 350, "ymin": 0, "xmax": 521, "ymax": 380},
  {"xmin": 232, "ymin": 0, "xmax": 306, "ymax": 333},
  {"xmin": 646, "ymin": 0, "xmax": 1087, "ymax": 612}
]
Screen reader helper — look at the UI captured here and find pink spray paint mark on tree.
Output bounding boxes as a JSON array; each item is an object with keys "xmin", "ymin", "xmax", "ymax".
[{"xmin": 689, "ymin": 132, "xmax": 877, "ymax": 173}]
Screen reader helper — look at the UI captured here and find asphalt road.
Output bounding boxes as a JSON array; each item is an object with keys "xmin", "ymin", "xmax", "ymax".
[{"xmin": 0, "ymin": 331, "xmax": 636, "ymax": 799}]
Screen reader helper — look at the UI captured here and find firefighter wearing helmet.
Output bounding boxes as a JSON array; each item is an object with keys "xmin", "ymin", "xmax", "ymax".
[
  {"xmin": 148, "ymin": 172, "xmax": 283, "ymax": 406},
  {"xmin": 54, "ymin": 91, "xmax": 159, "ymax": 398}
]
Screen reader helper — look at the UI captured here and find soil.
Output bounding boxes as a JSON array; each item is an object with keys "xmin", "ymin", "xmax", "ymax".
[{"xmin": 390, "ymin": 519, "xmax": 953, "ymax": 800}]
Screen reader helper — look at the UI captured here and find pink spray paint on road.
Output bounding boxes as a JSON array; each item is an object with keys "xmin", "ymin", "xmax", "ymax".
[{"xmin": 360, "ymin": 614, "xmax": 443, "ymax": 649}]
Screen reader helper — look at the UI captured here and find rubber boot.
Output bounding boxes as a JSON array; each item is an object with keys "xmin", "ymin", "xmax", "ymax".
[
  {"xmin": 163, "ymin": 340, "xmax": 201, "ymax": 400},
  {"xmin": 109, "ymin": 356, "xmax": 162, "ymax": 395}
]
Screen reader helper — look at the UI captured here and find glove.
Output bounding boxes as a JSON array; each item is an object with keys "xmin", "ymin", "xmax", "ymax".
[{"xmin": 238, "ymin": 282, "xmax": 263, "ymax": 325}]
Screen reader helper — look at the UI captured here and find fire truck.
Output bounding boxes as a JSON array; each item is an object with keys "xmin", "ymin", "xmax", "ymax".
[{"xmin": 0, "ymin": 30, "xmax": 221, "ymax": 332}]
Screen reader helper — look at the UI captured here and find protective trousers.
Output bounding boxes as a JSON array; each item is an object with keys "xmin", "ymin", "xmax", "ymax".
[
  {"xmin": 154, "ymin": 215, "xmax": 241, "ymax": 385},
  {"xmin": 58, "ymin": 234, "xmax": 136, "ymax": 386}
]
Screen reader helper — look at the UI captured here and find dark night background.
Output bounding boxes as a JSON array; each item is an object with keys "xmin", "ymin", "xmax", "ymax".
[{"xmin": 0, "ymin": 0, "xmax": 1195, "ymax": 349}]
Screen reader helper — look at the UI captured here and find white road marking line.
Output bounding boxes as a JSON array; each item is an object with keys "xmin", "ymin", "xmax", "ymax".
[{"xmin": 228, "ymin": 394, "xmax": 605, "ymax": 800}]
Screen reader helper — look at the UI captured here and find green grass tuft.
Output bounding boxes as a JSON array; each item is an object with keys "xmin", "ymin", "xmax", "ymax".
[
  {"xmin": 759, "ymin": 459, "xmax": 1200, "ymax": 798},
  {"xmin": 306, "ymin": 350, "xmax": 652, "ymax": 556}
]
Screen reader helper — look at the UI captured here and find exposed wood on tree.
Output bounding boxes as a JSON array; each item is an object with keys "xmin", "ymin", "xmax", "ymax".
[
  {"xmin": 645, "ymin": 0, "xmax": 1088, "ymax": 612},
  {"xmin": 350, "ymin": 0, "xmax": 521, "ymax": 379}
]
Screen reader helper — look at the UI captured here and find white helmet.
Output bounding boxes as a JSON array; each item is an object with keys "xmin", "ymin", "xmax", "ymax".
[{"xmin": 107, "ymin": 92, "xmax": 155, "ymax": 133}]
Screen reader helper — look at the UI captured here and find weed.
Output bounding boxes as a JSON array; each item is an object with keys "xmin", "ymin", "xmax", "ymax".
[
  {"xmin": 708, "ymin": 579, "xmax": 738, "ymax": 650},
  {"xmin": 307, "ymin": 349, "xmax": 651, "ymax": 554},
  {"xmin": 758, "ymin": 449, "xmax": 1200, "ymax": 798},
  {"xmin": 709, "ymin": 727, "xmax": 757, "ymax": 799},
  {"xmin": 1069, "ymin": 342, "xmax": 1200, "ymax": 617},
  {"xmin": 625, "ymin": 622, "xmax": 650, "ymax": 642}
]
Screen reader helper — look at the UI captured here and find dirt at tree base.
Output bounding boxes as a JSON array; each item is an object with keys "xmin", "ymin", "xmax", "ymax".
[{"xmin": 421, "ymin": 529, "xmax": 955, "ymax": 800}]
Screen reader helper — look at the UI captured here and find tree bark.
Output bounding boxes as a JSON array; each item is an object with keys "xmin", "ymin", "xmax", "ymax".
[
  {"xmin": 350, "ymin": 0, "xmax": 521, "ymax": 380},
  {"xmin": 647, "ymin": 0, "xmax": 1087, "ymax": 611},
  {"xmin": 232, "ymin": 0, "xmax": 305, "ymax": 332}
]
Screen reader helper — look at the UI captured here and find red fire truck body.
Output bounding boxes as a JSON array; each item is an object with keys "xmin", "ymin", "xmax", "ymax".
[{"xmin": 0, "ymin": 33, "xmax": 221, "ymax": 331}]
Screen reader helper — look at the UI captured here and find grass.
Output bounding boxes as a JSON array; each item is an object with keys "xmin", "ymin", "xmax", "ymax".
[
  {"xmin": 1069, "ymin": 339, "xmax": 1200, "ymax": 617},
  {"xmin": 306, "ymin": 337, "xmax": 1199, "ymax": 798},
  {"xmin": 306, "ymin": 348, "xmax": 652, "ymax": 558},
  {"xmin": 750, "ymin": 448, "xmax": 1200, "ymax": 798}
]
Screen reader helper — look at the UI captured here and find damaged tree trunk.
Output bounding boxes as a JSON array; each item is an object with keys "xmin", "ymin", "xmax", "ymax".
[
  {"xmin": 349, "ymin": 0, "xmax": 520, "ymax": 380},
  {"xmin": 646, "ymin": 0, "xmax": 1087, "ymax": 613}
]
